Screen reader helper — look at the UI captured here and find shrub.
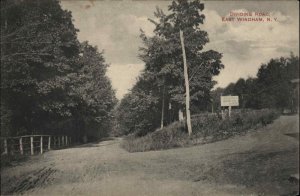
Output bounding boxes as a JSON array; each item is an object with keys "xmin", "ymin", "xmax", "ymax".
[
  {"xmin": 121, "ymin": 121, "xmax": 188, "ymax": 152},
  {"xmin": 121, "ymin": 109, "xmax": 280, "ymax": 152}
]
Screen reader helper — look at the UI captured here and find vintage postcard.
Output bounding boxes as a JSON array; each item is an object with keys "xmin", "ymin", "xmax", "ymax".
[{"xmin": 1, "ymin": 0, "xmax": 299, "ymax": 195}]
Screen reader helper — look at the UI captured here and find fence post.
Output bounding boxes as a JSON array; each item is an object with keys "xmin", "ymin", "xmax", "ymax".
[
  {"xmin": 19, "ymin": 137, "xmax": 23, "ymax": 155},
  {"xmin": 31, "ymin": 137, "xmax": 34, "ymax": 155},
  {"xmin": 58, "ymin": 136, "xmax": 61, "ymax": 147},
  {"xmin": 65, "ymin": 136, "xmax": 68, "ymax": 146},
  {"xmin": 4, "ymin": 139, "xmax": 8, "ymax": 155},
  {"xmin": 40, "ymin": 136, "xmax": 43, "ymax": 154},
  {"xmin": 62, "ymin": 136, "xmax": 64, "ymax": 146},
  {"xmin": 48, "ymin": 136, "xmax": 51, "ymax": 150}
]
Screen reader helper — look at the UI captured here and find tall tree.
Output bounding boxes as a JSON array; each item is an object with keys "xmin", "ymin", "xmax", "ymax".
[
  {"xmin": 140, "ymin": 1, "xmax": 224, "ymax": 109},
  {"xmin": 1, "ymin": 0, "xmax": 80, "ymax": 136},
  {"xmin": 117, "ymin": 0, "xmax": 224, "ymax": 136},
  {"xmin": 1, "ymin": 0, "xmax": 117, "ymax": 141},
  {"xmin": 256, "ymin": 54, "xmax": 299, "ymax": 109},
  {"xmin": 73, "ymin": 42, "xmax": 117, "ymax": 141},
  {"xmin": 179, "ymin": 29, "xmax": 192, "ymax": 135}
]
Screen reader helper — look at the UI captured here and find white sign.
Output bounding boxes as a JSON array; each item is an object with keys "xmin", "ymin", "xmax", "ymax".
[{"xmin": 221, "ymin": 96, "xmax": 239, "ymax": 107}]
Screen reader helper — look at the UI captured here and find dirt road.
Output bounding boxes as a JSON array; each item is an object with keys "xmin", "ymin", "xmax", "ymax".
[{"xmin": 1, "ymin": 115, "xmax": 299, "ymax": 196}]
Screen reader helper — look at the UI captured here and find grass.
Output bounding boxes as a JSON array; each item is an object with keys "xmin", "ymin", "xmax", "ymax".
[{"xmin": 121, "ymin": 109, "xmax": 280, "ymax": 152}]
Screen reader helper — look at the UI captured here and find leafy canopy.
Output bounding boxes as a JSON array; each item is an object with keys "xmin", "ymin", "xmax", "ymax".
[{"xmin": 117, "ymin": 0, "xmax": 224, "ymax": 136}]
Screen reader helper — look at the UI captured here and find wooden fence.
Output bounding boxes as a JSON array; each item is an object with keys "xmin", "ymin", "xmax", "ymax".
[{"xmin": 0, "ymin": 135, "xmax": 72, "ymax": 156}]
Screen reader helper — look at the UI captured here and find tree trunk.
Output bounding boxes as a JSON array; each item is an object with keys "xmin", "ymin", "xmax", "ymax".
[
  {"xmin": 179, "ymin": 30, "xmax": 192, "ymax": 136},
  {"xmin": 160, "ymin": 82, "xmax": 165, "ymax": 129}
]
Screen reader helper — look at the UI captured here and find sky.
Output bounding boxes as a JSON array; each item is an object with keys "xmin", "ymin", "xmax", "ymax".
[{"xmin": 61, "ymin": 0, "xmax": 299, "ymax": 100}]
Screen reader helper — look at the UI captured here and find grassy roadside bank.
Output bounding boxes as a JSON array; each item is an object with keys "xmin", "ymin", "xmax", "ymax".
[{"xmin": 121, "ymin": 109, "xmax": 280, "ymax": 152}]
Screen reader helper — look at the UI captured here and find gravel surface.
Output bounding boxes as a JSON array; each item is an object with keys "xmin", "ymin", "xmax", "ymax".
[{"xmin": 1, "ymin": 115, "xmax": 299, "ymax": 196}]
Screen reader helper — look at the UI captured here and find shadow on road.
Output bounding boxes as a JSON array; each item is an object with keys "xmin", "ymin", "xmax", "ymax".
[
  {"xmin": 72, "ymin": 137, "xmax": 117, "ymax": 148},
  {"xmin": 284, "ymin": 132, "xmax": 299, "ymax": 140},
  {"xmin": 192, "ymin": 148, "xmax": 299, "ymax": 195}
]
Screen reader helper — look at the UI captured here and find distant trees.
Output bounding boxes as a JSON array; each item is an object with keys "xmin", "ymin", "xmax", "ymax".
[
  {"xmin": 117, "ymin": 0, "xmax": 224, "ymax": 136},
  {"xmin": 256, "ymin": 54, "xmax": 299, "ymax": 109},
  {"xmin": 1, "ymin": 0, "xmax": 116, "ymax": 141},
  {"xmin": 74, "ymin": 42, "xmax": 117, "ymax": 141},
  {"xmin": 212, "ymin": 54, "xmax": 299, "ymax": 111}
]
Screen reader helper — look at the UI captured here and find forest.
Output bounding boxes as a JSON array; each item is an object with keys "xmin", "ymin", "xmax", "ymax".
[
  {"xmin": 116, "ymin": 0, "xmax": 299, "ymax": 137},
  {"xmin": 1, "ymin": 0, "xmax": 117, "ymax": 142},
  {"xmin": 211, "ymin": 54, "xmax": 299, "ymax": 113}
]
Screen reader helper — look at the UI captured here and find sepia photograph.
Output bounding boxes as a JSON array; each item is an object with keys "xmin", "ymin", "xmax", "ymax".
[{"xmin": 1, "ymin": 0, "xmax": 299, "ymax": 195}]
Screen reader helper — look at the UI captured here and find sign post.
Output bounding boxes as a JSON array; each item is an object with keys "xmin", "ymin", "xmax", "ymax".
[{"xmin": 221, "ymin": 96, "xmax": 239, "ymax": 117}]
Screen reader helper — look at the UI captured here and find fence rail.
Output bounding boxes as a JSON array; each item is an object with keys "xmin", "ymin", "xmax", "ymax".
[{"xmin": 0, "ymin": 135, "xmax": 72, "ymax": 156}]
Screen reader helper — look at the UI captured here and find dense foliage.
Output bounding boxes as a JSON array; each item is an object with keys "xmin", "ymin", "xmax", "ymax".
[
  {"xmin": 1, "ymin": 0, "xmax": 116, "ymax": 141},
  {"xmin": 116, "ymin": 0, "xmax": 224, "ymax": 136},
  {"xmin": 121, "ymin": 109, "xmax": 280, "ymax": 152},
  {"xmin": 212, "ymin": 54, "xmax": 299, "ymax": 112}
]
